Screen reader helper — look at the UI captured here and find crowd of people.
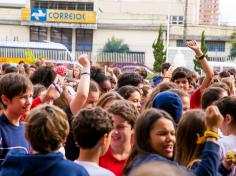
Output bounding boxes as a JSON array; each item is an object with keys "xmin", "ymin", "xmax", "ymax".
[{"xmin": 0, "ymin": 40, "xmax": 236, "ymax": 176}]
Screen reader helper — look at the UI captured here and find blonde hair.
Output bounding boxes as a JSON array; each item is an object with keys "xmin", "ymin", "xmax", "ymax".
[
  {"xmin": 25, "ymin": 104, "xmax": 69, "ymax": 154},
  {"xmin": 221, "ymin": 77, "xmax": 235, "ymax": 96},
  {"xmin": 97, "ymin": 91, "xmax": 123, "ymax": 108},
  {"xmin": 175, "ymin": 110, "xmax": 206, "ymax": 166}
]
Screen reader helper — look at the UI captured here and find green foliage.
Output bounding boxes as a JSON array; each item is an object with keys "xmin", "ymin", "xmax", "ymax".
[
  {"xmin": 193, "ymin": 31, "xmax": 208, "ymax": 73},
  {"xmin": 25, "ymin": 49, "xmax": 47, "ymax": 64},
  {"xmin": 103, "ymin": 36, "xmax": 129, "ymax": 53},
  {"xmin": 230, "ymin": 32, "xmax": 236, "ymax": 57},
  {"xmin": 25, "ymin": 48, "xmax": 36, "ymax": 64},
  {"xmin": 152, "ymin": 26, "xmax": 166, "ymax": 72}
]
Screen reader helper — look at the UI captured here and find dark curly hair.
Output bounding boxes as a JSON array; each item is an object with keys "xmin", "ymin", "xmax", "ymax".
[{"xmin": 72, "ymin": 107, "xmax": 113, "ymax": 149}]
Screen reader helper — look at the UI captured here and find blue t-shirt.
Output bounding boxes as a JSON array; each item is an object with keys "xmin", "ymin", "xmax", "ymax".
[{"xmin": 0, "ymin": 113, "xmax": 30, "ymax": 165}]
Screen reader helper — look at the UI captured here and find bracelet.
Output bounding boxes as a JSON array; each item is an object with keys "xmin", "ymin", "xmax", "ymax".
[
  {"xmin": 196, "ymin": 54, "xmax": 205, "ymax": 60},
  {"xmin": 196, "ymin": 130, "xmax": 220, "ymax": 144},
  {"xmin": 204, "ymin": 130, "xmax": 219, "ymax": 140},
  {"xmin": 80, "ymin": 72, "xmax": 90, "ymax": 76},
  {"xmin": 227, "ymin": 152, "xmax": 236, "ymax": 162},
  {"xmin": 52, "ymin": 82, "xmax": 61, "ymax": 94}
]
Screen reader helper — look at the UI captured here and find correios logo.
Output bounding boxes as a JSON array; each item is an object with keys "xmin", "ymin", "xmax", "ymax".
[
  {"xmin": 27, "ymin": 8, "xmax": 96, "ymax": 23},
  {"xmin": 31, "ymin": 8, "xmax": 47, "ymax": 21},
  {"xmin": 48, "ymin": 12, "xmax": 86, "ymax": 20}
]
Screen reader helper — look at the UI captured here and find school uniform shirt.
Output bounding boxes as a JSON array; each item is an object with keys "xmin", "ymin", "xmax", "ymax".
[
  {"xmin": 0, "ymin": 113, "xmax": 30, "ymax": 166},
  {"xmin": 1, "ymin": 151, "xmax": 89, "ymax": 176},
  {"xmin": 99, "ymin": 147, "xmax": 127, "ymax": 176},
  {"xmin": 75, "ymin": 160, "xmax": 115, "ymax": 176},
  {"xmin": 128, "ymin": 141, "xmax": 220, "ymax": 176},
  {"xmin": 190, "ymin": 88, "xmax": 201, "ymax": 109}
]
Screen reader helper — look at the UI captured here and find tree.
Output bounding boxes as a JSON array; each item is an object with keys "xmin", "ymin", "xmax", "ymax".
[
  {"xmin": 193, "ymin": 31, "xmax": 208, "ymax": 73},
  {"xmin": 152, "ymin": 26, "xmax": 166, "ymax": 72},
  {"xmin": 230, "ymin": 32, "xmax": 236, "ymax": 57},
  {"xmin": 25, "ymin": 48, "xmax": 36, "ymax": 64},
  {"xmin": 103, "ymin": 36, "xmax": 129, "ymax": 53}
]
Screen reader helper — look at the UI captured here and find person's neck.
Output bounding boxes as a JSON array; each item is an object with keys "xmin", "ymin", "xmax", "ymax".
[
  {"xmin": 4, "ymin": 110, "xmax": 20, "ymax": 126},
  {"xmin": 111, "ymin": 144, "xmax": 131, "ymax": 160},
  {"xmin": 229, "ymin": 126, "xmax": 236, "ymax": 135},
  {"xmin": 78, "ymin": 148, "xmax": 100, "ymax": 164}
]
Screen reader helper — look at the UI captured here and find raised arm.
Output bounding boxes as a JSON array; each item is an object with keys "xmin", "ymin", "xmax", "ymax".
[
  {"xmin": 193, "ymin": 105, "xmax": 223, "ymax": 176},
  {"xmin": 186, "ymin": 40, "xmax": 214, "ymax": 91},
  {"xmin": 69, "ymin": 54, "xmax": 90, "ymax": 115}
]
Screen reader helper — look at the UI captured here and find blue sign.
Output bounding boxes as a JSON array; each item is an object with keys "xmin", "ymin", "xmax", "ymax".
[{"xmin": 31, "ymin": 8, "xmax": 47, "ymax": 21}]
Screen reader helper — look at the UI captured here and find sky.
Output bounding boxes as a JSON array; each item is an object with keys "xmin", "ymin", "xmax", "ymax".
[{"xmin": 219, "ymin": 0, "xmax": 236, "ymax": 25}]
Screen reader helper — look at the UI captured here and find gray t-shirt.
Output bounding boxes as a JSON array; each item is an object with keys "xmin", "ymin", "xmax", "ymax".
[{"xmin": 75, "ymin": 160, "xmax": 115, "ymax": 176}]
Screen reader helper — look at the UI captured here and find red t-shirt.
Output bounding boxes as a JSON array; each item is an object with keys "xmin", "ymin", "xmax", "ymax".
[
  {"xmin": 190, "ymin": 88, "xmax": 201, "ymax": 109},
  {"xmin": 99, "ymin": 147, "xmax": 127, "ymax": 176}
]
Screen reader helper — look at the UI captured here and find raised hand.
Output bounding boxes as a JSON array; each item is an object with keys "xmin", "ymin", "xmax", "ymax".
[
  {"xmin": 186, "ymin": 40, "xmax": 203, "ymax": 56},
  {"xmin": 78, "ymin": 54, "xmax": 90, "ymax": 68},
  {"xmin": 223, "ymin": 150, "xmax": 236, "ymax": 170},
  {"xmin": 205, "ymin": 105, "xmax": 224, "ymax": 133}
]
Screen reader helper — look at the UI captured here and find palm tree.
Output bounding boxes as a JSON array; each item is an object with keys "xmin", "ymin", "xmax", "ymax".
[{"xmin": 103, "ymin": 37, "xmax": 129, "ymax": 53}]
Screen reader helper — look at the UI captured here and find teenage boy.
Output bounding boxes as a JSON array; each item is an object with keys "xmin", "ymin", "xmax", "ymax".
[
  {"xmin": 215, "ymin": 96, "xmax": 236, "ymax": 175},
  {"xmin": 99, "ymin": 100, "xmax": 139, "ymax": 176},
  {"xmin": 171, "ymin": 40, "xmax": 214, "ymax": 108},
  {"xmin": 0, "ymin": 73, "xmax": 33, "ymax": 164},
  {"xmin": 72, "ymin": 107, "xmax": 115, "ymax": 176},
  {"xmin": 1, "ymin": 104, "xmax": 89, "ymax": 176}
]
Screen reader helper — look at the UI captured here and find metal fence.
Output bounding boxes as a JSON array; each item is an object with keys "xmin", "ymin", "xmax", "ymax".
[
  {"xmin": 208, "ymin": 56, "xmax": 236, "ymax": 62},
  {"xmin": 75, "ymin": 51, "xmax": 145, "ymax": 64}
]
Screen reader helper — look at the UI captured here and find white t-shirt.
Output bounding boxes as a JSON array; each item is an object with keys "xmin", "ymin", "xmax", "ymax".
[
  {"xmin": 219, "ymin": 135, "xmax": 236, "ymax": 176},
  {"xmin": 74, "ymin": 160, "xmax": 115, "ymax": 176}
]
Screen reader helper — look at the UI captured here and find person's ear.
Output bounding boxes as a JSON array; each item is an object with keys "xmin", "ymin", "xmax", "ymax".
[
  {"xmin": 1, "ymin": 95, "xmax": 10, "ymax": 106},
  {"xmin": 102, "ymin": 133, "xmax": 109, "ymax": 146},
  {"xmin": 225, "ymin": 114, "xmax": 233, "ymax": 125}
]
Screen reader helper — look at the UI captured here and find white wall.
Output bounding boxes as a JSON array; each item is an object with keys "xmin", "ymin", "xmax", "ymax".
[
  {"xmin": 0, "ymin": 0, "xmax": 26, "ymax": 7},
  {"xmin": 0, "ymin": 25, "xmax": 29, "ymax": 41},
  {"xmin": 96, "ymin": 0, "xmax": 199, "ymax": 24},
  {"xmin": 93, "ymin": 29, "xmax": 160, "ymax": 68}
]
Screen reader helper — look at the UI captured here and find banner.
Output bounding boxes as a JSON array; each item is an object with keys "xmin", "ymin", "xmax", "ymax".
[{"xmin": 21, "ymin": 8, "xmax": 96, "ymax": 24}]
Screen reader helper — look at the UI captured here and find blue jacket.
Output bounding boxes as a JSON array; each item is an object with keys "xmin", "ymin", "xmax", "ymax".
[
  {"xmin": 129, "ymin": 142, "xmax": 220, "ymax": 176},
  {"xmin": 1, "ymin": 151, "xmax": 89, "ymax": 176}
]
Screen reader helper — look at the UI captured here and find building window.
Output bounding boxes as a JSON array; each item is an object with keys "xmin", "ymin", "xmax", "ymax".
[
  {"xmin": 206, "ymin": 41, "xmax": 225, "ymax": 52},
  {"xmin": 31, "ymin": 1, "xmax": 94, "ymax": 11},
  {"xmin": 76, "ymin": 29, "xmax": 93, "ymax": 51},
  {"xmin": 176, "ymin": 40, "xmax": 184, "ymax": 47},
  {"xmin": 170, "ymin": 16, "xmax": 184, "ymax": 24},
  {"xmin": 51, "ymin": 28, "xmax": 72, "ymax": 51},
  {"xmin": 30, "ymin": 26, "xmax": 47, "ymax": 42}
]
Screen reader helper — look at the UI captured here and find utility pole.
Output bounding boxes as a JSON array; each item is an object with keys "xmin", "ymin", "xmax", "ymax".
[
  {"xmin": 183, "ymin": 0, "xmax": 188, "ymax": 45},
  {"xmin": 166, "ymin": 3, "xmax": 171, "ymax": 62}
]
